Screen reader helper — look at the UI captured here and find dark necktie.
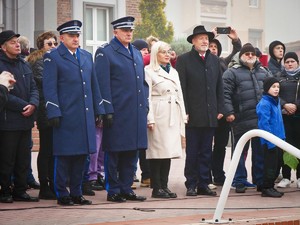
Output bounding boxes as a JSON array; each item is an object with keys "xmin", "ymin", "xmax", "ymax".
[
  {"xmin": 201, "ymin": 55, "xmax": 205, "ymax": 60},
  {"xmin": 73, "ymin": 53, "xmax": 77, "ymax": 60}
]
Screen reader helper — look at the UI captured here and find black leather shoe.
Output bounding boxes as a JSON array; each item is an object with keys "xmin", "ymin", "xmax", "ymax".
[
  {"xmin": 57, "ymin": 196, "xmax": 74, "ymax": 205},
  {"xmin": 152, "ymin": 189, "xmax": 170, "ymax": 198},
  {"xmin": 107, "ymin": 193, "xmax": 126, "ymax": 202},
  {"xmin": 82, "ymin": 182, "xmax": 95, "ymax": 196},
  {"xmin": 186, "ymin": 188, "xmax": 197, "ymax": 196},
  {"xmin": 28, "ymin": 180, "xmax": 40, "ymax": 189},
  {"xmin": 72, "ymin": 196, "xmax": 92, "ymax": 205},
  {"xmin": 90, "ymin": 180, "xmax": 104, "ymax": 191},
  {"xmin": 163, "ymin": 188, "xmax": 177, "ymax": 198},
  {"xmin": 13, "ymin": 192, "xmax": 39, "ymax": 202},
  {"xmin": 0, "ymin": 194, "xmax": 13, "ymax": 203},
  {"xmin": 121, "ymin": 192, "xmax": 146, "ymax": 201},
  {"xmin": 197, "ymin": 187, "xmax": 217, "ymax": 196},
  {"xmin": 261, "ymin": 188, "xmax": 283, "ymax": 198}
]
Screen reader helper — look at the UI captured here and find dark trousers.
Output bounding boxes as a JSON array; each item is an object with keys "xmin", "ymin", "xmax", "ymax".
[
  {"xmin": 104, "ymin": 150, "xmax": 138, "ymax": 195},
  {"xmin": 37, "ymin": 127, "xmax": 54, "ymax": 184},
  {"xmin": 139, "ymin": 149, "xmax": 150, "ymax": 180},
  {"xmin": 232, "ymin": 132, "xmax": 264, "ymax": 186},
  {"xmin": 149, "ymin": 159, "xmax": 171, "ymax": 190},
  {"xmin": 281, "ymin": 115, "xmax": 300, "ymax": 179},
  {"xmin": 54, "ymin": 155, "xmax": 86, "ymax": 198},
  {"xmin": 0, "ymin": 130, "xmax": 31, "ymax": 195},
  {"xmin": 263, "ymin": 145, "xmax": 280, "ymax": 189},
  {"xmin": 212, "ymin": 118, "xmax": 230, "ymax": 183},
  {"xmin": 184, "ymin": 127, "xmax": 214, "ymax": 189}
]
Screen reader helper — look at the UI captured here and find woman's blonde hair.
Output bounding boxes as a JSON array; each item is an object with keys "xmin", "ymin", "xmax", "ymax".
[{"xmin": 149, "ymin": 41, "xmax": 171, "ymax": 71}]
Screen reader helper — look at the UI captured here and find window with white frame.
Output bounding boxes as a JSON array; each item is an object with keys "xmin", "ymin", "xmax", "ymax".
[
  {"xmin": 84, "ymin": 5, "xmax": 110, "ymax": 56},
  {"xmin": 249, "ymin": 0, "xmax": 259, "ymax": 8},
  {"xmin": 248, "ymin": 29, "xmax": 262, "ymax": 49}
]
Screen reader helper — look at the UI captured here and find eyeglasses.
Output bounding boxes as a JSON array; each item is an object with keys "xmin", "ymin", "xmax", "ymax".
[
  {"xmin": 244, "ymin": 52, "xmax": 256, "ymax": 56},
  {"xmin": 285, "ymin": 60, "xmax": 296, "ymax": 64},
  {"xmin": 45, "ymin": 42, "xmax": 58, "ymax": 47},
  {"xmin": 159, "ymin": 50, "xmax": 172, "ymax": 55}
]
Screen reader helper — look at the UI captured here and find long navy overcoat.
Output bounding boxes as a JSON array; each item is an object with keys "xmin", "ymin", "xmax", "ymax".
[
  {"xmin": 94, "ymin": 38, "xmax": 148, "ymax": 152},
  {"xmin": 43, "ymin": 43, "xmax": 105, "ymax": 156}
]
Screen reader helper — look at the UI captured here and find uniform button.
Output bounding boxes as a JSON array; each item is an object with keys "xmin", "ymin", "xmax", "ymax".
[
  {"xmin": 83, "ymin": 82, "xmax": 86, "ymax": 85},
  {"xmin": 168, "ymin": 101, "xmax": 171, "ymax": 103},
  {"xmin": 137, "ymin": 76, "xmax": 139, "ymax": 79},
  {"xmin": 134, "ymin": 63, "xmax": 137, "ymax": 66},
  {"xmin": 139, "ymin": 104, "xmax": 142, "ymax": 107},
  {"xmin": 85, "ymin": 95, "xmax": 87, "ymax": 98},
  {"xmin": 167, "ymin": 90, "xmax": 170, "ymax": 92},
  {"xmin": 138, "ymin": 90, "xmax": 141, "ymax": 93},
  {"xmin": 175, "ymin": 89, "xmax": 178, "ymax": 92},
  {"xmin": 207, "ymin": 104, "xmax": 210, "ymax": 107},
  {"xmin": 81, "ymin": 70, "xmax": 83, "ymax": 72},
  {"xmin": 86, "ymin": 108, "xmax": 89, "ymax": 111}
]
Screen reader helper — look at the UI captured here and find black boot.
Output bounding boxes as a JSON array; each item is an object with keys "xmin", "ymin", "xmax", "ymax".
[{"xmin": 39, "ymin": 181, "xmax": 56, "ymax": 200}]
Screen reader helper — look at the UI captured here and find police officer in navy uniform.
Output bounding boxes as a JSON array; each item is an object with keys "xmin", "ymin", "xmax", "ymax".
[
  {"xmin": 43, "ymin": 20, "xmax": 105, "ymax": 205},
  {"xmin": 95, "ymin": 16, "xmax": 148, "ymax": 202}
]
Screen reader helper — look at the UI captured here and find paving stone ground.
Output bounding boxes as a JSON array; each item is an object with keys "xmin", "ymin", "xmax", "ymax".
[{"xmin": 0, "ymin": 149, "xmax": 299, "ymax": 225}]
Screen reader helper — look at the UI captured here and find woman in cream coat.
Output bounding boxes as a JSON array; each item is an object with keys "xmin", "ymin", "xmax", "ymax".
[{"xmin": 145, "ymin": 41, "xmax": 187, "ymax": 198}]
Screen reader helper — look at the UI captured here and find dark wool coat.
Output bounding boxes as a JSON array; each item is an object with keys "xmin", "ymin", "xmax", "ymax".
[
  {"xmin": 0, "ymin": 51, "xmax": 39, "ymax": 130},
  {"xmin": 176, "ymin": 47, "xmax": 224, "ymax": 128},
  {"xmin": 0, "ymin": 84, "xmax": 8, "ymax": 112},
  {"xmin": 94, "ymin": 37, "xmax": 148, "ymax": 152},
  {"xmin": 43, "ymin": 43, "xmax": 105, "ymax": 156}
]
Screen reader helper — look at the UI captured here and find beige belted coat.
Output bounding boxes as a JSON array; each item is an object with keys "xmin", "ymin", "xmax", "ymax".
[{"xmin": 145, "ymin": 65, "xmax": 187, "ymax": 159}]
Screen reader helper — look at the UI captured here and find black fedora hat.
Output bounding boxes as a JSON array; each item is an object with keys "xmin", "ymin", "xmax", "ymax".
[
  {"xmin": 187, "ymin": 25, "xmax": 214, "ymax": 44},
  {"xmin": 0, "ymin": 30, "xmax": 20, "ymax": 46}
]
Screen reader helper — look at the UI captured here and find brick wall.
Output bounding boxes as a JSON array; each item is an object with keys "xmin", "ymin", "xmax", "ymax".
[
  {"xmin": 32, "ymin": 124, "xmax": 39, "ymax": 152},
  {"xmin": 57, "ymin": 0, "xmax": 73, "ymax": 26},
  {"xmin": 126, "ymin": 0, "xmax": 142, "ymax": 23}
]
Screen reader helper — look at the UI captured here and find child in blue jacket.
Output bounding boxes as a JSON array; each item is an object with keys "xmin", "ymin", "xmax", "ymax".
[{"xmin": 256, "ymin": 77, "xmax": 286, "ymax": 198}]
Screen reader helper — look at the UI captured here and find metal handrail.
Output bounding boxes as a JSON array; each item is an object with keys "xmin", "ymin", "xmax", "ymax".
[{"xmin": 211, "ymin": 129, "xmax": 300, "ymax": 223}]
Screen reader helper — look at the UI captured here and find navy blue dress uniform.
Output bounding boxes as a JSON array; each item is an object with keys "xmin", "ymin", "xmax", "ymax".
[
  {"xmin": 43, "ymin": 20, "xmax": 105, "ymax": 205},
  {"xmin": 94, "ymin": 16, "xmax": 148, "ymax": 202}
]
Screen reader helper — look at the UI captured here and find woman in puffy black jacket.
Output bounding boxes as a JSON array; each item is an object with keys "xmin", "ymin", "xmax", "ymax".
[{"xmin": 27, "ymin": 31, "xmax": 58, "ymax": 200}]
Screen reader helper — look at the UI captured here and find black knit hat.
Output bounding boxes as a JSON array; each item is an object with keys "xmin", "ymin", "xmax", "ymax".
[
  {"xmin": 210, "ymin": 39, "xmax": 222, "ymax": 56},
  {"xmin": 132, "ymin": 39, "xmax": 148, "ymax": 51},
  {"xmin": 263, "ymin": 77, "xmax": 279, "ymax": 93},
  {"xmin": 268, "ymin": 40, "xmax": 285, "ymax": 60},
  {"xmin": 239, "ymin": 43, "xmax": 256, "ymax": 58},
  {"xmin": 284, "ymin": 52, "xmax": 299, "ymax": 64}
]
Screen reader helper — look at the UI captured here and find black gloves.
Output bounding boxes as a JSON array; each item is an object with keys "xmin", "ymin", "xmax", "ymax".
[
  {"xmin": 48, "ymin": 117, "xmax": 60, "ymax": 128},
  {"xmin": 103, "ymin": 114, "xmax": 113, "ymax": 128},
  {"xmin": 96, "ymin": 114, "xmax": 104, "ymax": 127}
]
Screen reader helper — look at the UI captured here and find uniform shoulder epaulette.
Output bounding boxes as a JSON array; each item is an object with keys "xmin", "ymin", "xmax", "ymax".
[{"xmin": 99, "ymin": 42, "xmax": 109, "ymax": 48}]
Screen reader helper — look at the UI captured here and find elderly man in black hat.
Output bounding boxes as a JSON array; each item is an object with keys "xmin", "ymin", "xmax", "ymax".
[
  {"xmin": 94, "ymin": 16, "xmax": 148, "ymax": 202},
  {"xmin": 0, "ymin": 30, "xmax": 39, "ymax": 203},
  {"xmin": 176, "ymin": 25, "xmax": 224, "ymax": 197},
  {"xmin": 42, "ymin": 20, "xmax": 105, "ymax": 206}
]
